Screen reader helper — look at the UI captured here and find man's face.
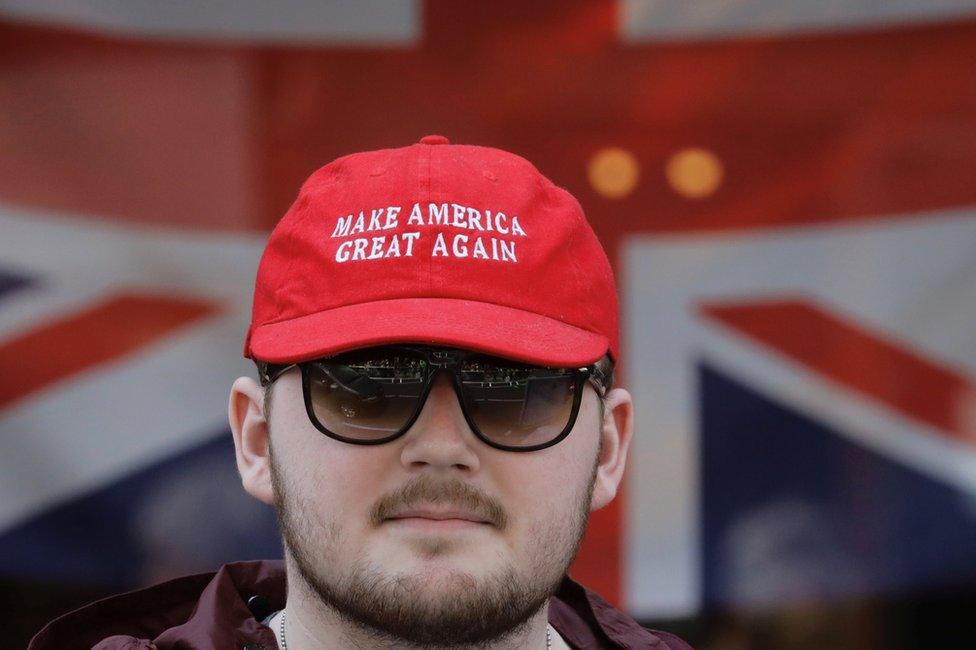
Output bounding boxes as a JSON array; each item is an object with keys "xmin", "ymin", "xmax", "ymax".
[{"xmin": 266, "ymin": 370, "xmax": 605, "ymax": 646}]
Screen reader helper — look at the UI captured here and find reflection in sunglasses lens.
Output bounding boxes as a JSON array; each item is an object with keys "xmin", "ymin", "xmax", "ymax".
[
  {"xmin": 307, "ymin": 355, "xmax": 426, "ymax": 441},
  {"xmin": 460, "ymin": 360, "xmax": 576, "ymax": 447},
  {"xmin": 306, "ymin": 352, "xmax": 578, "ymax": 448}
]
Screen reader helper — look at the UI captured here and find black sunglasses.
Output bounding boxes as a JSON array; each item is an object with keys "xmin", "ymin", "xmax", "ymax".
[{"xmin": 257, "ymin": 345, "xmax": 613, "ymax": 452}]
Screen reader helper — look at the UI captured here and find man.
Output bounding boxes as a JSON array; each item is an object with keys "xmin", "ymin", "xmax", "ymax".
[{"xmin": 31, "ymin": 136, "xmax": 692, "ymax": 649}]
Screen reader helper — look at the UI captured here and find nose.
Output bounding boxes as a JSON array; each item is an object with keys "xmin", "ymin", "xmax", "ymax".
[{"xmin": 399, "ymin": 372, "xmax": 481, "ymax": 474}]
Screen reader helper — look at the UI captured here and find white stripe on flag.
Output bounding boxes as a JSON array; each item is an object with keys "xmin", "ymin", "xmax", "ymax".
[
  {"xmin": 621, "ymin": 0, "xmax": 976, "ymax": 41},
  {"xmin": 0, "ymin": 0, "xmax": 420, "ymax": 45}
]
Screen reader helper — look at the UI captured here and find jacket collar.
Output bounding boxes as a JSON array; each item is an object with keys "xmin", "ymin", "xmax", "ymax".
[{"xmin": 31, "ymin": 560, "xmax": 678, "ymax": 649}]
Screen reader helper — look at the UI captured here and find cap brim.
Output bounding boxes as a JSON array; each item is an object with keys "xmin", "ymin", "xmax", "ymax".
[{"xmin": 249, "ymin": 298, "xmax": 608, "ymax": 367}]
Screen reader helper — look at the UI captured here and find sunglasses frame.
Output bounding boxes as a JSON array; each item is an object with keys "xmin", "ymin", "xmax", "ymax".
[{"xmin": 256, "ymin": 345, "xmax": 613, "ymax": 452}]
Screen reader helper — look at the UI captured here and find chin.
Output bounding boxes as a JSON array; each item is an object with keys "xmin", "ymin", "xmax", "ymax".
[
  {"xmin": 387, "ymin": 550, "xmax": 498, "ymax": 580},
  {"xmin": 395, "ymin": 566, "xmax": 483, "ymax": 596}
]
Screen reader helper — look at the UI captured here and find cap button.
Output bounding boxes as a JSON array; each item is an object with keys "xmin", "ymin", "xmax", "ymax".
[{"xmin": 419, "ymin": 134, "xmax": 450, "ymax": 145}]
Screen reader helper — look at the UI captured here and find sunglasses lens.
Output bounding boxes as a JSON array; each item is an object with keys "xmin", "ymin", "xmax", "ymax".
[
  {"xmin": 306, "ymin": 353, "xmax": 427, "ymax": 442},
  {"xmin": 460, "ymin": 358, "xmax": 579, "ymax": 448},
  {"xmin": 301, "ymin": 348, "xmax": 585, "ymax": 449}
]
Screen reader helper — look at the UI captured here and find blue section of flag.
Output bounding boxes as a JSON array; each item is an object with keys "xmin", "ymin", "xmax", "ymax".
[
  {"xmin": 700, "ymin": 363, "xmax": 976, "ymax": 610},
  {"xmin": 0, "ymin": 266, "xmax": 36, "ymax": 304},
  {"xmin": 0, "ymin": 429, "xmax": 281, "ymax": 587}
]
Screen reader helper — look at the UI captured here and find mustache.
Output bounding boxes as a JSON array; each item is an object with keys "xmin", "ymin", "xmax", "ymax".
[{"xmin": 371, "ymin": 476, "xmax": 508, "ymax": 530}]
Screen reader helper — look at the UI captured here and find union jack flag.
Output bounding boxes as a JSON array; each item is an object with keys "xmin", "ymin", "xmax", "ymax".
[{"xmin": 1, "ymin": 0, "xmax": 975, "ymax": 621}]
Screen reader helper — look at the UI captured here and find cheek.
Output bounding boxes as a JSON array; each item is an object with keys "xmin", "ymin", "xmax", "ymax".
[
  {"xmin": 497, "ymin": 442, "xmax": 596, "ymax": 525},
  {"xmin": 280, "ymin": 439, "xmax": 393, "ymax": 525}
]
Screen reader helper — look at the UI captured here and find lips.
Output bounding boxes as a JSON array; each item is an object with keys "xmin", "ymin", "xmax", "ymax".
[{"xmin": 386, "ymin": 508, "xmax": 493, "ymax": 525}]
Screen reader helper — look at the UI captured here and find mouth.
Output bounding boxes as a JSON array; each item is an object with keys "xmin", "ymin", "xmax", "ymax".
[{"xmin": 384, "ymin": 508, "xmax": 494, "ymax": 531}]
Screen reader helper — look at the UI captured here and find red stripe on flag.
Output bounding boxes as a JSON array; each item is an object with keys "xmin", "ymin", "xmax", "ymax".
[
  {"xmin": 0, "ymin": 293, "xmax": 219, "ymax": 409},
  {"xmin": 571, "ymin": 491, "xmax": 623, "ymax": 605},
  {"xmin": 699, "ymin": 298, "xmax": 976, "ymax": 444},
  {"xmin": 5, "ymin": 12, "xmax": 976, "ymax": 238}
]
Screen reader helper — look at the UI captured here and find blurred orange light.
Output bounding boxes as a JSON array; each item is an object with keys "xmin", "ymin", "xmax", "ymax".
[
  {"xmin": 588, "ymin": 147, "xmax": 640, "ymax": 199},
  {"xmin": 665, "ymin": 147, "xmax": 723, "ymax": 199}
]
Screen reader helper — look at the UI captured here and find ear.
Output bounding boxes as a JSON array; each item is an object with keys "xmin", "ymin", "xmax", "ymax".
[
  {"xmin": 229, "ymin": 376, "xmax": 275, "ymax": 506},
  {"xmin": 590, "ymin": 387, "xmax": 634, "ymax": 512}
]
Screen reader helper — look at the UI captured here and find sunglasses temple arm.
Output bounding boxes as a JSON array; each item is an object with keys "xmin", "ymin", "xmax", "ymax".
[
  {"xmin": 587, "ymin": 356, "xmax": 614, "ymax": 394},
  {"xmin": 256, "ymin": 361, "xmax": 297, "ymax": 386}
]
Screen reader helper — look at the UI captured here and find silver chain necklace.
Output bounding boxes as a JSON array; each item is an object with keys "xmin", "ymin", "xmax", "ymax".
[
  {"xmin": 276, "ymin": 609, "xmax": 552, "ymax": 649},
  {"xmin": 278, "ymin": 608, "xmax": 287, "ymax": 650}
]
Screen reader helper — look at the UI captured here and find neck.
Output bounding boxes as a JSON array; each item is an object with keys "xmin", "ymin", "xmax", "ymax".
[{"xmin": 280, "ymin": 562, "xmax": 552, "ymax": 649}]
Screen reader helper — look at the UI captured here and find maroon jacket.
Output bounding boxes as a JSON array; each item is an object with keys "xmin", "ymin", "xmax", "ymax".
[{"xmin": 30, "ymin": 560, "xmax": 692, "ymax": 649}]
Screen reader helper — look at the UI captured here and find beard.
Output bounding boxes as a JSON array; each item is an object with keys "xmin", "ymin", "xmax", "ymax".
[{"xmin": 270, "ymin": 448, "xmax": 598, "ymax": 647}]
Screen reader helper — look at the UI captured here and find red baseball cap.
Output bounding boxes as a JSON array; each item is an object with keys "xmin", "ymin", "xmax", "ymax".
[{"xmin": 244, "ymin": 135, "xmax": 619, "ymax": 367}]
